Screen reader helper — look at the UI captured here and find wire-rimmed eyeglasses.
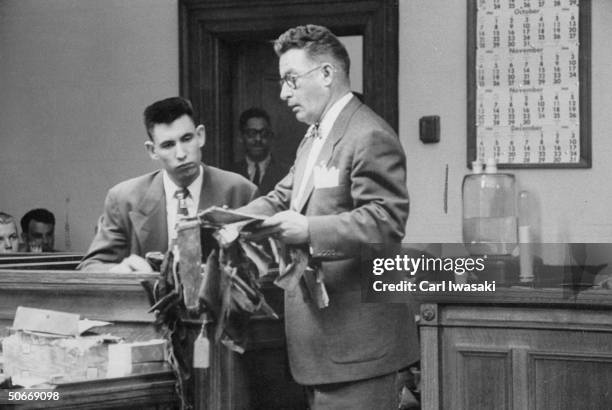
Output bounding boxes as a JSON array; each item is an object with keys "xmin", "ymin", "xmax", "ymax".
[{"xmin": 278, "ymin": 65, "xmax": 324, "ymax": 89}]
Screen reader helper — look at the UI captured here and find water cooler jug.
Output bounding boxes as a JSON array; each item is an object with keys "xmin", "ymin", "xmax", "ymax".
[{"xmin": 462, "ymin": 159, "xmax": 518, "ymax": 265}]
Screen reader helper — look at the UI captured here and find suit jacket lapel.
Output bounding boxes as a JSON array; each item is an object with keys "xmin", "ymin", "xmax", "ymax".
[
  {"xmin": 197, "ymin": 164, "xmax": 216, "ymax": 210},
  {"xmin": 261, "ymin": 156, "xmax": 277, "ymax": 190},
  {"xmin": 129, "ymin": 172, "xmax": 168, "ymax": 254},
  {"xmin": 295, "ymin": 98, "xmax": 362, "ymax": 213},
  {"xmin": 239, "ymin": 160, "xmax": 249, "ymax": 180},
  {"xmin": 291, "ymin": 136, "xmax": 314, "ymax": 208}
]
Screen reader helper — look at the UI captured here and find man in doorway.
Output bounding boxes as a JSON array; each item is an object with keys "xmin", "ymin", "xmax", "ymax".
[
  {"xmin": 20, "ymin": 208, "xmax": 56, "ymax": 252},
  {"xmin": 0, "ymin": 212, "xmax": 20, "ymax": 254},
  {"xmin": 231, "ymin": 107, "xmax": 289, "ymax": 195},
  {"xmin": 78, "ymin": 97, "xmax": 257, "ymax": 272},
  {"xmin": 238, "ymin": 25, "xmax": 418, "ymax": 409}
]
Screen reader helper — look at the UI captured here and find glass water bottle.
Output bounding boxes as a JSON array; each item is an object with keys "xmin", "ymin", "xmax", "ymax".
[{"xmin": 462, "ymin": 160, "xmax": 518, "ymax": 256}]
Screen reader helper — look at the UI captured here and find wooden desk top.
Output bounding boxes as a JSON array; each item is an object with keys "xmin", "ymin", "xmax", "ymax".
[
  {"xmin": 413, "ymin": 286, "xmax": 612, "ymax": 309},
  {"xmin": 0, "ymin": 371, "xmax": 177, "ymax": 409},
  {"xmin": 0, "ymin": 253, "xmax": 83, "ymax": 264},
  {"xmin": 0, "ymin": 270, "xmax": 160, "ymax": 340}
]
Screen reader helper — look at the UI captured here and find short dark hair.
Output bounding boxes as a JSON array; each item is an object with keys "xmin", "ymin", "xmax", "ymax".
[
  {"xmin": 274, "ymin": 25, "xmax": 350, "ymax": 76},
  {"xmin": 239, "ymin": 107, "xmax": 271, "ymax": 131},
  {"xmin": 143, "ymin": 97, "xmax": 196, "ymax": 140},
  {"xmin": 20, "ymin": 208, "xmax": 55, "ymax": 232}
]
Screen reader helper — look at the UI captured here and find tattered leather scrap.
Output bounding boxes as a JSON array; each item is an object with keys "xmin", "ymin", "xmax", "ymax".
[
  {"xmin": 273, "ymin": 243, "xmax": 307, "ymax": 291},
  {"xmin": 197, "ymin": 235, "xmax": 278, "ymax": 353},
  {"xmin": 271, "ymin": 242, "xmax": 329, "ymax": 309}
]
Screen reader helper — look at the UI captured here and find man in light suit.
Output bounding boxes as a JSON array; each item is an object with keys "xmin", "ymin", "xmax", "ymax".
[
  {"xmin": 230, "ymin": 107, "xmax": 290, "ymax": 195},
  {"xmin": 240, "ymin": 25, "xmax": 419, "ymax": 409},
  {"xmin": 78, "ymin": 97, "xmax": 257, "ymax": 272}
]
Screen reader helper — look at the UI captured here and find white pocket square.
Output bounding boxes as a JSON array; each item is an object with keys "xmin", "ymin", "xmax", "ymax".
[{"xmin": 313, "ymin": 164, "xmax": 339, "ymax": 188}]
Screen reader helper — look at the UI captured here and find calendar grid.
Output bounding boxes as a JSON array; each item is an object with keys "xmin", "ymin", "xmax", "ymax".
[{"xmin": 467, "ymin": 0, "xmax": 591, "ymax": 168}]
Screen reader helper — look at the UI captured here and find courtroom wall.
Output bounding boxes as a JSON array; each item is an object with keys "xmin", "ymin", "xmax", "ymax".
[
  {"xmin": 0, "ymin": 0, "xmax": 178, "ymax": 251},
  {"xmin": 399, "ymin": 0, "xmax": 612, "ymax": 245},
  {"xmin": 1, "ymin": 1, "xmax": 612, "ymax": 253}
]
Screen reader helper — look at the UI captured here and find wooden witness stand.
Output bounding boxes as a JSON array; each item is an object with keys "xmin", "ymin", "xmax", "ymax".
[
  {"xmin": 0, "ymin": 256, "xmax": 299, "ymax": 410},
  {"xmin": 0, "ymin": 253, "xmax": 82, "ymax": 270},
  {"xmin": 0, "ymin": 267, "xmax": 178, "ymax": 409}
]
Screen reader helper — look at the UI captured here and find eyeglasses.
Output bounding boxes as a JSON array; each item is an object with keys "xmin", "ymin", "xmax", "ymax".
[
  {"xmin": 278, "ymin": 65, "xmax": 323, "ymax": 89},
  {"xmin": 243, "ymin": 128, "xmax": 272, "ymax": 139}
]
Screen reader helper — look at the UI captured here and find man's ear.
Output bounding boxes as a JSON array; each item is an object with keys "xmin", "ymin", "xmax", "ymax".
[
  {"xmin": 321, "ymin": 63, "xmax": 335, "ymax": 86},
  {"xmin": 196, "ymin": 125, "xmax": 206, "ymax": 148},
  {"xmin": 144, "ymin": 140, "xmax": 158, "ymax": 160}
]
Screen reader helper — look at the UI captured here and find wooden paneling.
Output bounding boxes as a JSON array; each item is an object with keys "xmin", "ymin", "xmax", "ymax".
[
  {"xmin": 418, "ymin": 288, "xmax": 612, "ymax": 410},
  {"xmin": 530, "ymin": 353, "xmax": 612, "ymax": 410},
  {"xmin": 456, "ymin": 349, "xmax": 511, "ymax": 410}
]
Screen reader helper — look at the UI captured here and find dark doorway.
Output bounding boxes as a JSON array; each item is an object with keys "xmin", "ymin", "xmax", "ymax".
[
  {"xmin": 231, "ymin": 40, "xmax": 307, "ymax": 165},
  {"xmin": 179, "ymin": 0, "xmax": 398, "ymax": 168}
]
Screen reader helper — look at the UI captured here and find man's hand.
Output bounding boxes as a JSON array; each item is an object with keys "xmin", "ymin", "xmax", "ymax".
[
  {"xmin": 109, "ymin": 254, "xmax": 153, "ymax": 273},
  {"xmin": 246, "ymin": 210, "xmax": 309, "ymax": 244}
]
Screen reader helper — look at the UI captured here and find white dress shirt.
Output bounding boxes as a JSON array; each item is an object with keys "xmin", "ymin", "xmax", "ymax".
[
  {"xmin": 163, "ymin": 165, "xmax": 203, "ymax": 246},
  {"xmin": 291, "ymin": 92, "xmax": 354, "ymax": 210}
]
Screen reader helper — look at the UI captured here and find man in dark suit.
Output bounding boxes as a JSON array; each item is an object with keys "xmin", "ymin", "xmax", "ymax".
[
  {"xmin": 78, "ymin": 97, "xmax": 257, "ymax": 272},
  {"xmin": 239, "ymin": 25, "xmax": 419, "ymax": 409},
  {"xmin": 230, "ymin": 107, "xmax": 289, "ymax": 195},
  {"xmin": 20, "ymin": 208, "xmax": 56, "ymax": 252}
]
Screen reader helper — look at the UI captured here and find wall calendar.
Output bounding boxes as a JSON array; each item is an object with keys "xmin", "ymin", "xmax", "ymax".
[{"xmin": 467, "ymin": 0, "xmax": 591, "ymax": 168}]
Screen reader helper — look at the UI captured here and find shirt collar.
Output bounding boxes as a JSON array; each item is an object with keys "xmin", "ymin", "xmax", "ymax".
[
  {"xmin": 162, "ymin": 165, "xmax": 203, "ymax": 206},
  {"xmin": 317, "ymin": 92, "xmax": 353, "ymax": 140},
  {"xmin": 245, "ymin": 153, "xmax": 271, "ymax": 168}
]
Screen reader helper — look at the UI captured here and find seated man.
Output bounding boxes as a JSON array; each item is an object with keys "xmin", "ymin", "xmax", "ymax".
[
  {"xmin": 78, "ymin": 97, "xmax": 258, "ymax": 272},
  {"xmin": 230, "ymin": 107, "xmax": 289, "ymax": 195},
  {"xmin": 0, "ymin": 212, "xmax": 20, "ymax": 254},
  {"xmin": 20, "ymin": 208, "xmax": 56, "ymax": 252}
]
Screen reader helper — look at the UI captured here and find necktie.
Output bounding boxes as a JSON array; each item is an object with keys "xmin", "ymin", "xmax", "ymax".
[
  {"xmin": 252, "ymin": 162, "xmax": 261, "ymax": 186},
  {"xmin": 175, "ymin": 188, "xmax": 190, "ymax": 217},
  {"xmin": 309, "ymin": 122, "xmax": 321, "ymax": 139},
  {"xmin": 291, "ymin": 123, "xmax": 322, "ymax": 211}
]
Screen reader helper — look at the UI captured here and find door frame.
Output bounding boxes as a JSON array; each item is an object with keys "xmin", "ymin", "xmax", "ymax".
[{"xmin": 179, "ymin": 0, "xmax": 399, "ymax": 168}]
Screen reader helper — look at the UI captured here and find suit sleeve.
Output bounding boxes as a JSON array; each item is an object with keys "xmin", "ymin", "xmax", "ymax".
[
  {"xmin": 77, "ymin": 189, "xmax": 130, "ymax": 271},
  {"xmin": 234, "ymin": 178, "xmax": 259, "ymax": 206},
  {"xmin": 307, "ymin": 129, "xmax": 409, "ymax": 259}
]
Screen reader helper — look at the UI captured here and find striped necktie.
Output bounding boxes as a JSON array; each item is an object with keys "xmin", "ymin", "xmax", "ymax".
[
  {"xmin": 175, "ymin": 188, "xmax": 190, "ymax": 217},
  {"xmin": 308, "ymin": 122, "xmax": 321, "ymax": 139}
]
